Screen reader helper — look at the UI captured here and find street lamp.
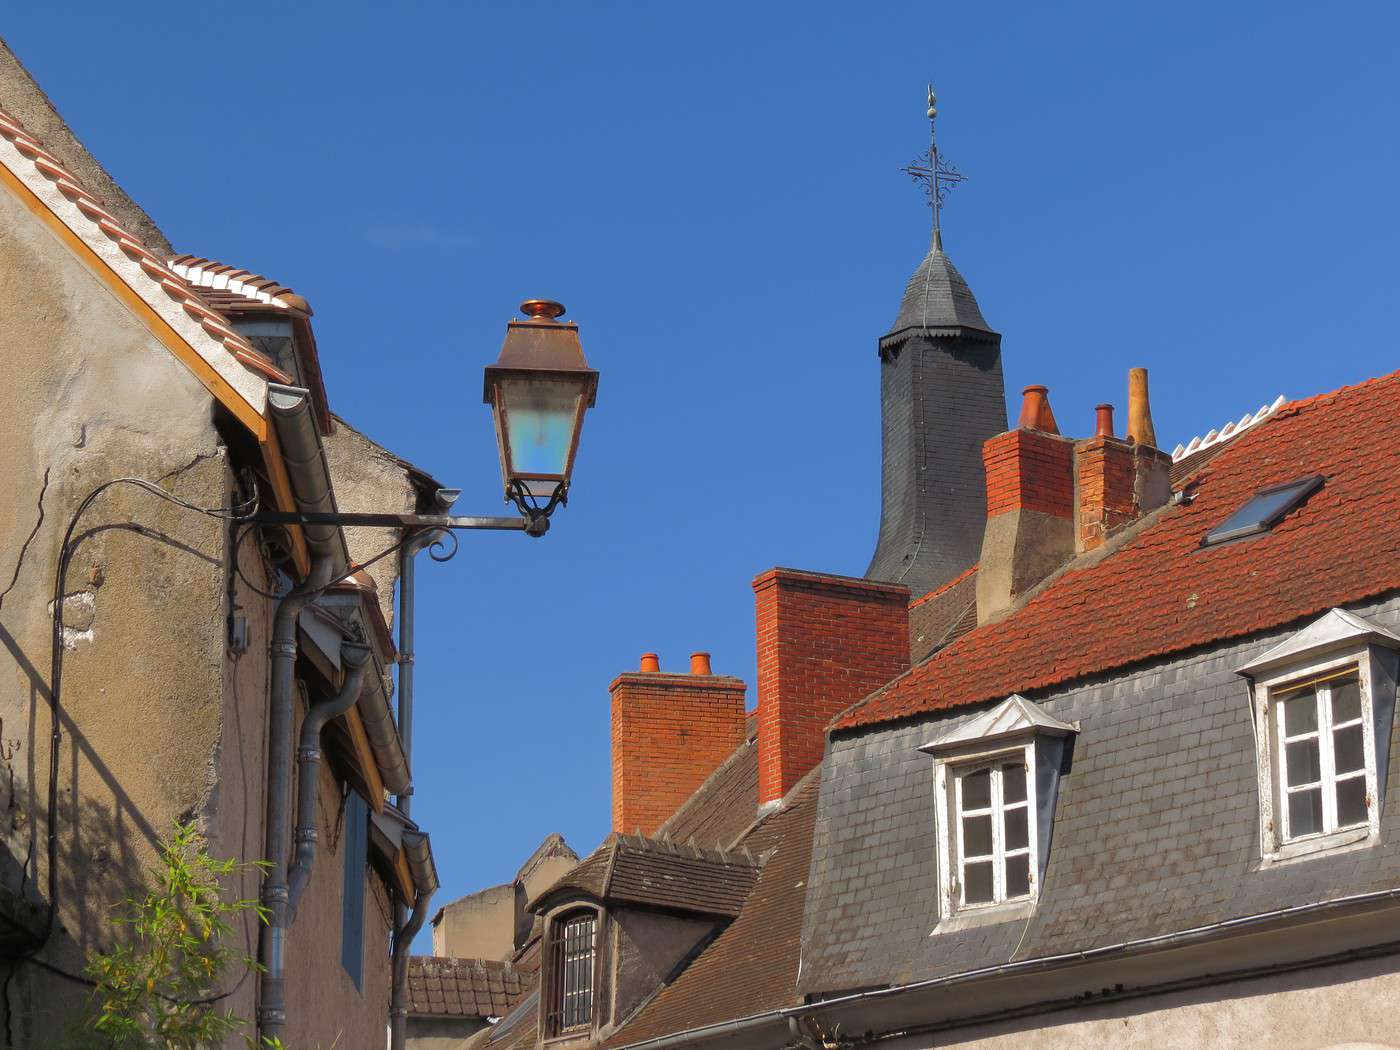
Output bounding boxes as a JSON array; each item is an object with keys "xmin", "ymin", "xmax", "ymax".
[
  {"xmin": 484, "ymin": 299, "xmax": 599, "ymax": 524},
  {"xmin": 254, "ymin": 297, "xmax": 598, "ymax": 539},
  {"xmin": 244, "ymin": 297, "xmax": 600, "ymax": 1050}
]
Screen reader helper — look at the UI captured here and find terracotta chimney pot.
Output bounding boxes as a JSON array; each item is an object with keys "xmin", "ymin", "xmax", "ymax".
[
  {"xmin": 1127, "ymin": 368, "xmax": 1157, "ymax": 448},
  {"xmin": 689, "ymin": 652, "xmax": 712, "ymax": 675},
  {"xmin": 639, "ymin": 653, "xmax": 660, "ymax": 673},
  {"xmin": 1095, "ymin": 404, "xmax": 1115, "ymax": 438},
  {"xmin": 1017, "ymin": 385, "xmax": 1060, "ymax": 435}
]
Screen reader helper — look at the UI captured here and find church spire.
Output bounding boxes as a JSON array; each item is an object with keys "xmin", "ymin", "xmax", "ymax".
[{"xmin": 865, "ymin": 86, "xmax": 1007, "ymax": 600}]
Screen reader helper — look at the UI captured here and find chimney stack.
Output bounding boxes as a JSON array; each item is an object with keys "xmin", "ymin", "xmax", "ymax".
[
  {"xmin": 1076, "ymin": 372, "xmax": 1172, "ymax": 553},
  {"xmin": 976, "ymin": 386, "xmax": 1078, "ymax": 624},
  {"xmin": 610, "ymin": 653, "xmax": 746, "ymax": 835},
  {"xmin": 754, "ymin": 569, "xmax": 909, "ymax": 805}
]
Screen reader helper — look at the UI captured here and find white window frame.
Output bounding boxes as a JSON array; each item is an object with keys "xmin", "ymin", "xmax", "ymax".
[
  {"xmin": 1255, "ymin": 648, "xmax": 1380, "ymax": 861},
  {"xmin": 934, "ymin": 740, "xmax": 1038, "ymax": 918}
]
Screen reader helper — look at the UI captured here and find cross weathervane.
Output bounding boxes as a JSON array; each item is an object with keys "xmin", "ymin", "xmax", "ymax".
[{"xmin": 902, "ymin": 84, "xmax": 964, "ymax": 242}]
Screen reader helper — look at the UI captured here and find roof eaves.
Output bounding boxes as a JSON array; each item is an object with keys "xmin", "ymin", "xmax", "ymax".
[{"xmin": 0, "ymin": 108, "xmax": 277, "ymax": 437}]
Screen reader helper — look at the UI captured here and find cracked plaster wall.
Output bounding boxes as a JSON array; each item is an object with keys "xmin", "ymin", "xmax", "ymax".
[{"xmin": 0, "ymin": 179, "xmax": 239, "ymax": 1041}]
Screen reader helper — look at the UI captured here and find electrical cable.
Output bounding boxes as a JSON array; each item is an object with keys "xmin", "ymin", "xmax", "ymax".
[
  {"xmin": 17, "ymin": 474, "xmax": 427, "ymax": 1013},
  {"xmin": 13, "ymin": 478, "xmax": 256, "ymax": 977}
]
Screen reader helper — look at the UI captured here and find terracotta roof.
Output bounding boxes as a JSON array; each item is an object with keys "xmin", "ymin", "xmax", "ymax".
[
  {"xmin": 655, "ymin": 724, "xmax": 759, "ymax": 850},
  {"xmin": 0, "ymin": 107, "xmax": 288, "ymax": 391},
  {"xmin": 532, "ymin": 834, "xmax": 762, "ymax": 918},
  {"xmin": 170, "ymin": 254, "xmax": 335, "ymax": 436},
  {"xmin": 603, "ymin": 774, "xmax": 819, "ymax": 1047},
  {"xmin": 837, "ymin": 368, "xmax": 1400, "ymax": 731},
  {"xmin": 168, "ymin": 254, "xmax": 304, "ymax": 310},
  {"xmin": 407, "ymin": 956, "xmax": 533, "ymax": 1019}
]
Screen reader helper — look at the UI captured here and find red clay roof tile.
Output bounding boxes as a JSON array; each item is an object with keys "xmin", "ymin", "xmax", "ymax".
[{"xmin": 837, "ymin": 369, "xmax": 1400, "ymax": 731}]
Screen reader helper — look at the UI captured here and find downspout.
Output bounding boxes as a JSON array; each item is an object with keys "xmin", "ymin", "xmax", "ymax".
[
  {"xmin": 259, "ymin": 384, "xmax": 348, "ymax": 1042},
  {"xmin": 389, "ymin": 487, "xmax": 456, "ymax": 1050},
  {"xmin": 258, "ymin": 557, "xmax": 333, "ymax": 1039},
  {"xmin": 390, "ymin": 829, "xmax": 438, "ymax": 1050},
  {"xmin": 287, "ymin": 640, "xmax": 373, "ymax": 918}
]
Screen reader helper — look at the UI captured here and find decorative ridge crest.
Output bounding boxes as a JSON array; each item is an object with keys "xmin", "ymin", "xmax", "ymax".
[{"xmin": 1172, "ymin": 395, "xmax": 1286, "ymax": 463}]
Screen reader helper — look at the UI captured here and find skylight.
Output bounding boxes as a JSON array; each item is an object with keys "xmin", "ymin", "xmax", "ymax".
[{"xmin": 1202, "ymin": 475, "xmax": 1323, "ymax": 547}]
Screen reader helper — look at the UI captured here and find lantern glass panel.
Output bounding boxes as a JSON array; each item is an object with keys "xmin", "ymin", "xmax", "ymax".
[{"xmin": 498, "ymin": 375, "xmax": 583, "ymax": 481}]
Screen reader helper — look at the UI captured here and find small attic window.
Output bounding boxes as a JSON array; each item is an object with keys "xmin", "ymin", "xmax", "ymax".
[{"xmin": 1202, "ymin": 475, "xmax": 1323, "ymax": 547}]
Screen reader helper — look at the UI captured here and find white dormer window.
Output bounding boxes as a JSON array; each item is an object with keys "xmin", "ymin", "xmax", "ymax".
[
  {"xmin": 952, "ymin": 755, "xmax": 1033, "ymax": 906},
  {"xmin": 1238, "ymin": 608, "xmax": 1400, "ymax": 863},
  {"xmin": 920, "ymin": 695, "xmax": 1077, "ymax": 923}
]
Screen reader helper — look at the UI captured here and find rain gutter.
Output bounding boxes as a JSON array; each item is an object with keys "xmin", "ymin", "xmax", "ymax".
[{"xmin": 612, "ymin": 886, "xmax": 1400, "ymax": 1050}]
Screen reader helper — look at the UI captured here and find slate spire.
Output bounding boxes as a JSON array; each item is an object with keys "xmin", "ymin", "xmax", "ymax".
[{"xmin": 865, "ymin": 88, "xmax": 1007, "ymax": 599}]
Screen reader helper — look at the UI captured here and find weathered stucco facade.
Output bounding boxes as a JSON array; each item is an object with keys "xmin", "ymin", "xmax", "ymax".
[{"xmin": 0, "ymin": 44, "xmax": 426, "ymax": 1047}]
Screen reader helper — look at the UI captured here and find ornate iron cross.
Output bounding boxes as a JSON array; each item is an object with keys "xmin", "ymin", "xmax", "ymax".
[{"xmin": 902, "ymin": 84, "xmax": 964, "ymax": 244}]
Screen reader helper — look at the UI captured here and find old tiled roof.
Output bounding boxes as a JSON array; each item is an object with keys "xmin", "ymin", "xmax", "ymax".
[
  {"xmin": 881, "ymin": 243, "xmax": 995, "ymax": 351},
  {"xmin": 533, "ymin": 835, "xmax": 762, "ymax": 918},
  {"xmin": 0, "ymin": 107, "xmax": 288, "ymax": 388},
  {"xmin": 170, "ymin": 254, "xmax": 335, "ymax": 435},
  {"xmin": 408, "ymin": 957, "xmax": 533, "ymax": 1019},
  {"xmin": 838, "ymin": 369, "xmax": 1400, "ymax": 731},
  {"xmin": 908, "ymin": 562, "xmax": 978, "ymax": 664},
  {"xmin": 655, "ymin": 721, "xmax": 758, "ymax": 850},
  {"xmin": 602, "ymin": 774, "xmax": 819, "ymax": 1047},
  {"xmin": 168, "ymin": 254, "xmax": 304, "ymax": 311}
]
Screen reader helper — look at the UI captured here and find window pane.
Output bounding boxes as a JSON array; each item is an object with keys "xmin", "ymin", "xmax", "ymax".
[
  {"xmin": 1004, "ymin": 854, "xmax": 1030, "ymax": 898},
  {"xmin": 962, "ymin": 814, "xmax": 993, "ymax": 858},
  {"xmin": 963, "ymin": 860, "xmax": 994, "ymax": 904},
  {"xmin": 1004, "ymin": 807, "xmax": 1029, "ymax": 851},
  {"xmin": 1336, "ymin": 777, "xmax": 1368, "ymax": 827},
  {"xmin": 1283, "ymin": 689, "xmax": 1317, "ymax": 736},
  {"xmin": 1002, "ymin": 763, "xmax": 1026, "ymax": 804},
  {"xmin": 1331, "ymin": 677, "xmax": 1362, "ymax": 724},
  {"xmin": 1334, "ymin": 724, "xmax": 1365, "ymax": 774},
  {"xmin": 1288, "ymin": 787, "xmax": 1323, "ymax": 837},
  {"xmin": 961, "ymin": 768, "xmax": 991, "ymax": 809},
  {"xmin": 1285, "ymin": 739, "xmax": 1320, "ymax": 786}
]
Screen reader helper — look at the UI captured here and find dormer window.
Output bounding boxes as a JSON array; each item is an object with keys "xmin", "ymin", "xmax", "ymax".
[
  {"xmin": 953, "ymin": 758, "xmax": 1033, "ymax": 906},
  {"xmin": 544, "ymin": 909, "xmax": 598, "ymax": 1037},
  {"xmin": 1238, "ymin": 608, "xmax": 1400, "ymax": 862},
  {"xmin": 920, "ymin": 695, "xmax": 1077, "ymax": 924}
]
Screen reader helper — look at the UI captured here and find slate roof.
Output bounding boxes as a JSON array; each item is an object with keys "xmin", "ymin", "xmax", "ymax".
[
  {"xmin": 532, "ymin": 835, "xmax": 762, "ymax": 918},
  {"xmin": 601, "ymin": 774, "xmax": 818, "ymax": 1047},
  {"xmin": 838, "ymin": 369, "xmax": 1400, "ymax": 731},
  {"xmin": 801, "ymin": 590, "xmax": 1400, "ymax": 995},
  {"xmin": 880, "ymin": 243, "xmax": 995, "ymax": 351},
  {"xmin": 407, "ymin": 956, "xmax": 533, "ymax": 1019}
]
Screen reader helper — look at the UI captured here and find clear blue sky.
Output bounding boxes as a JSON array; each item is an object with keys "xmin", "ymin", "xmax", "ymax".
[{"xmin": 7, "ymin": 3, "xmax": 1399, "ymax": 945}]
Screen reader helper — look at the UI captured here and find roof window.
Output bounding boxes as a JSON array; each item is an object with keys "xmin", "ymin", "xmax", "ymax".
[{"xmin": 1202, "ymin": 475, "xmax": 1323, "ymax": 547}]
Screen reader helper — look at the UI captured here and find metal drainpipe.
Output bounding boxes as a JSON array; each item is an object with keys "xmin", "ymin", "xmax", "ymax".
[
  {"xmin": 287, "ymin": 641, "xmax": 373, "ymax": 919},
  {"xmin": 389, "ymin": 532, "xmax": 424, "ymax": 1050},
  {"xmin": 390, "ymin": 888, "xmax": 432, "ymax": 1047},
  {"xmin": 259, "ymin": 555, "xmax": 334, "ymax": 1042}
]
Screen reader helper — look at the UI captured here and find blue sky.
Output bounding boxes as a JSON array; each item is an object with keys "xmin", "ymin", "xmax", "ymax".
[{"xmin": 7, "ymin": 2, "xmax": 1399, "ymax": 945}]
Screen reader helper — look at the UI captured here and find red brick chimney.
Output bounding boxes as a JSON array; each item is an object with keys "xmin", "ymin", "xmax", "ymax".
[
  {"xmin": 753, "ymin": 569, "xmax": 909, "ymax": 805},
  {"xmin": 1075, "ymin": 381, "xmax": 1171, "ymax": 554},
  {"xmin": 976, "ymin": 386, "xmax": 1077, "ymax": 624},
  {"xmin": 610, "ymin": 652, "xmax": 746, "ymax": 835}
]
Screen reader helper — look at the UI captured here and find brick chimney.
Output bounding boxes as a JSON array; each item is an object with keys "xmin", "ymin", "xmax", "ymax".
[
  {"xmin": 610, "ymin": 653, "xmax": 746, "ymax": 835},
  {"xmin": 976, "ymin": 386, "xmax": 1077, "ymax": 624},
  {"xmin": 754, "ymin": 569, "xmax": 909, "ymax": 805},
  {"xmin": 1075, "ymin": 382, "xmax": 1171, "ymax": 554}
]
